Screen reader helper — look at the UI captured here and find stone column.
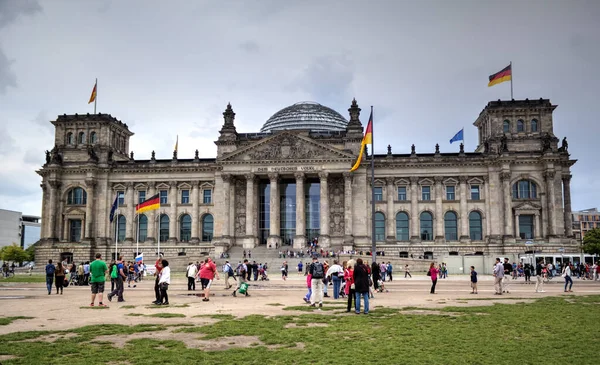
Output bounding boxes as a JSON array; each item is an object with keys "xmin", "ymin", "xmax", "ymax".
[
  {"xmin": 434, "ymin": 176, "xmax": 444, "ymax": 241},
  {"xmin": 48, "ymin": 181, "xmax": 61, "ymax": 239},
  {"xmin": 319, "ymin": 172, "xmax": 330, "ymax": 246},
  {"xmin": 84, "ymin": 179, "xmax": 96, "ymax": 239},
  {"xmin": 562, "ymin": 174, "xmax": 573, "ymax": 237},
  {"xmin": 126, "ymin": 182, "xmax": 135, "ymax": 242},
  {"xmin": 221, "ymin": 174, "xmax": 231, "ymax": 239},
  {"xmin": 545, "ymin": 170, "xmax": 556, "ymax": 237},
  {"xmin": 501, "ymin": 172, "xmax": 513, "ymax": 238},
  {"xmin": 410, "ymin": 177, "xmax": 419, "ymax": 241},
  {"xmin": 483, "ymin": 176, "xmax": 491, "ymax": 239},
  {"xmin": 169, "ymin": 181, "xmax": 177, "ymax": 242},
  {"xmin": 245, "ymin": 173, "xmax": 257, "ymax": 247},
  {"xmin": 294, "ymin": 173, "xmax": 306, "ymax": 249},
  {"xmin": 514, "ymin": 214, "xmax": 520, "ymax": 239},
  {"xmin": 268, "ymin": 173, "xmax": 280, "ymax": 247},
  {"xmin": 343, "ymin": 172, "xmax": 354, "ymax": 243},
  {"xmin": 191, "ymin": 181, "xmax": 199, "ymax": 242},
  {"xmin": 147, "ymin": 183, "xmax": 156, "ymax": 243},
  {"xmin": 459, "ymin": 176, "xmax": 469, "ymax": 241},
  {"xmin": 386, "ymin": 177, "xmax": 395, "ymax": 241},
  {"xmin": 40, "ymin": 183, "xmax": 48, "ymax": 238},
  {"xmin": 535, "ymin": 213, "xmax": 542, "ymax": 239}
]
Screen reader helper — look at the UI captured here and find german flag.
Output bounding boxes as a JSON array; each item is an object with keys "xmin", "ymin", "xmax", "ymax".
[
  {"xmin": 88, "ymin": 80, "xmax": 97, "ymax": 104},
  {"xmin": 350, "ymin": 110, "xmax": 373, "ymax": 172},
  {"xmin": 136, "ymin": 194, "xmax": 160, "ymax": 213},
  {"xmin": 488, "ymin": 64, "xmax": 512, "ymax": 87}
]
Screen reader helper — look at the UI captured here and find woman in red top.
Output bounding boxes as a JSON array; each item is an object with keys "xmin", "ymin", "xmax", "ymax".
[
  {"xmin": 344, "ymin": 260, "xmax": 355, "ymax": 312},
  {"xmin": 199, "ymin": 257, "xmax": 219, "ymax": 302},
  {"xmin": 429, "ymin": 262, "xmax": 439, "ymax": 294}
]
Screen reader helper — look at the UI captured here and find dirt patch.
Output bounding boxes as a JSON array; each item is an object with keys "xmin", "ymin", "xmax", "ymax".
[
  {"xmin": 400, "ymin": 310, "xmax": 463, "ymax": 317},
  {"xmin": 23, "ymin": 332, "xmax": 78, "ymax": 343},
  {"xmin": 0, "ymin": 355, "xmax": 18, "ymax": 361},
  {"xmin": 284, "ymin": 322, "xmax": 329, "ymax": 329}
]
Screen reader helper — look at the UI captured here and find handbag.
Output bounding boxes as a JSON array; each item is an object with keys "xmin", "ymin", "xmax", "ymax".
[
  {"xmin": 350, "ymin": 283, "xmax": 355, "ymax": 290},
  {"xmin": 368, "ymin": 277, "xmax": 373, "ymax": 287}
]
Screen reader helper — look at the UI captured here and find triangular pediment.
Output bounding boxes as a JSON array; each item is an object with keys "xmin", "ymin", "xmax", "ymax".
[
  {"xmin": 514, "ymin": 201, "xmax": 542, "ymax": 211},
  {"xmin": 395, "ymin": 178, "xmax": 410, "ymax": 186},
  {"xmin": 220, "ymin": 131, "xmax": 355, "ymax": 162},
  {"xmin": 112, "ymin": 183, "xmax": 127, "ymax": 191},
  {"xmin": 155, "ymin": 182, "xmax": 170, "ymax": 190}
]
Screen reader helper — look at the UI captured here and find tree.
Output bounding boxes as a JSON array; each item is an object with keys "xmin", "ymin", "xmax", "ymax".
[
  {"xmin": 0, "ymin": 244, "xmax": 29, "ymax": 264},
  {"xmin": 582, "ymin": 227, "xmax": 600, "ymax": 256}
]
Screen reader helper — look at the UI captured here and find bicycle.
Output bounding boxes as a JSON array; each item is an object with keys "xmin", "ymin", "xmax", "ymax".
[{"xmin": 2, "ymin": 269, "xmax": 15, "ymax": 279}]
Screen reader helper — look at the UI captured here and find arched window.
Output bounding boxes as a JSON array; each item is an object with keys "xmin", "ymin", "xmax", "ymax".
[
  {"xmin": 78, "ymin": 132, "xmax": 86, "ymax": 144},
  {"xmin": 117, "ymin": 215, "xmax": 126, "ymax": 242},
  {"xmin": 138, "ymin": 214, "xmax": 148, "ymax": 242},
  {"xmin": 444, "ymin": 211, "xmax": 458, "ymax": 241},
  {"xmin": 396, "ymin": 212, "xmax": 409, "ymax": 241},
  {"xmin": 469, "ymin": 211, "xmax": 483, "ymax": 240},
  {"xmin": 512, "ymin": 180, "xmax": 537, "ymax": 199},
  {"xmin": 420, "ymin": 212, "xmax": 433, "ymax": 241},
  {"xmin": 90, "ymin": 131, "xmax": 97, "ymax": 144},
  {"xmin": 180, "ymin": 214, "xmax": 191, "ymax": 242},
  {"xmin": 374, "ymin": 212, "xmax": 385, "ymax": 242},
  {"xmin": 202, "ymin": 214, "xmax": 214, "ymax": 242},
  {"xmin": 531, "ymin": 119, "xmax": 538, "ymax": 132},
  {"xmin": 67, "ymin": 187, "xmax": 87, "ymax": 205},
  {"xmin": 159, "ymin": 214, "xmax": 169, "ymax": 242},
  {"xmin": 517, "ymin": 119, "xmax": 524, "ymax": 132},
  {"xmin": 503, "ymin": 120, "xmax": 510, "ymax": 133},
  {"xmin": 66, "ymin": 132, "xmax": 74, "ymax": 145}
]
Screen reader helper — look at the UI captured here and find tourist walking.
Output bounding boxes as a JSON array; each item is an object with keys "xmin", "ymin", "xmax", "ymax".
[
  {"xmin": 353, "ymin": 258, "xmax": 370, "ymax": 314},
  {"xmin": 157, "ymin": 259, "xmax": 170, "ymax": 305},
  {"xmin": 107, "ymin": 256, "xmax": 126, "ymax": 302},
  {"xmin": 222, "ymin": 260, "xmax": 234, "ymax": 289},
  {"xmin": 89, "ymin": 253, "xmax": 108, "ymax": 307},
  {"xmin": 186, "ymin": 262, "xmax": 197, "ymax": 291},
  {"xmin": 152, "ymin": 255, "xmax": 164, "ymax": 304},
  {"xmin": 344, "ymin": 260, "xmax": 355, "ymax": 312},
  {"xmin": 380, "ymin": 262, "xmax": 387, "ymax": 282},
  {"xmin": 535, "ymin": 260, "xmax": 545, "ymax": 293},
  {"xmin": 386, "ymin": 262, "xmax": 393, "ymax": 281},
  {"xmin": 45, "ymin": 259, "xmax": 55, "ymax": 295},
  {"xmin": 303, "ymin": 272, "xmax": 312, "ymax": 303},
  {"xmin": 428, "ymin": 262, "xmax": 439, "ymax": 294},
  {"xmin": 232, "ymin": 259, "xmax": 250, "ymax": 297},
  {"xmin": 199, "ymin": 257, "xmax": 219, "ymax": 302},
  {"xmin": 325, "ymin": 260, "xmax": 344, "ymax": 299},
  {"xmin": 470, "ymin": 266, "xmax": 478, "ymax": 294},
  {"xmin": 281, "ymin": 261, "xmax": 288, "ymax": 281},
  {"xmin": 404, "ymin": 264, "xmax": 412, "ymax": 278},
  {"xmin": 502, "ymin": 258, "xmax": 512, "ymax": 293},
  {"xmin": 563, "ymin": 262, "xmax": 573, "ymax": 292},
  {"xmin": 493, "ymin": 258, "xmax": 504, "ymax": 295},
  {"xmin": 308, "ymin": 256, "xmax": 325, "ymax": 308},
  {"xmin": 371, "ymin": 261, "xmax": 380, "ymax": 291},
  {"xmin": 55, "ymin": 262, "xmax": 66, "ymax": 295}
]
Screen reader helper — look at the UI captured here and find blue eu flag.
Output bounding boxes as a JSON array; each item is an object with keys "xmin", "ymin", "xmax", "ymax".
[
  {"xmin": 109, "ymin": 194, "xmax": 119, "ymax": 223},
  {"xmin": 449, "ymin": 129, "xmax": 464, "ymax": 144}
]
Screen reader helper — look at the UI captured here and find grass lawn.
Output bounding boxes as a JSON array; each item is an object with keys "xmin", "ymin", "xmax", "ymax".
[
  {"xmin": 0, "ymin": 275, "xmax": 46, "ymax": 283},
  {"xmin": 0, "ymin": 295, "xmax": 599, "ymax": 364}
]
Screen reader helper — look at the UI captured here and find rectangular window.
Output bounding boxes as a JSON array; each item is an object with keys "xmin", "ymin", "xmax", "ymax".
[
  {"xmin": 138, "ymin": 191, "xmax": 146, "ymax": 204},
  {"xmin": 519, "ymin": 215, "xmax": 534, "ymax": 239},
  {"xmin": 181, "ymin": 190, "xmax": 190, "ymax": 204},
  {"xmin": 69, "ymin": 219, "xmax": 82, "ymax": 242},
  {"xmin": 117, "ymin": 191, "xmax": 125, "ymax": 206},
  {"xmin": 374, "ymin": 187, "xmax": 383, "ymax": 201},
  {"xmin": 446, "ymin": 186, "xmax": 455, "ymax": 200},
  {"xmin": 422, "ymin": 186, "xmax": 431, "ymax": 201},
  {"xmin": 471, "ymin": 185, "xmax": 480, "ymax": 200},
  {"xmin": 203, "ymin": 189, "xmax": 212, "ymax": 204},
  {"xmin": 159, "ymin": 190, "xmax": 168, "ymax": 204},
  {"xmin": 397, "ymin": 186, "xmax": 407, "ymax": 201}
]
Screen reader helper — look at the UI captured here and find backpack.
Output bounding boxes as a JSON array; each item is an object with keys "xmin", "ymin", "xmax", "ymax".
[
  {"xmin": 46, "ymin": 264, "xmax": 55, "ymax": 276},
  {"xmin": 111, "ymin": 265, "xmax": 118, "ymax": 279},
  {"xmin": 312, "ymin": 262, "xmax": 324, "ymax": 279},
  {"xmin": 237, "ymin": 264, "xmax": 245, "ymax": 276}
]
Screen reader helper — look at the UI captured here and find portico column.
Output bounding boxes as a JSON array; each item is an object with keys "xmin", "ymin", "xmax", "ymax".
[
  {"xmin": 191, "ymin": 181, "xmax": 199, "ymax": 242},
  {"xmin": 410, "ymin": 177, "xmax": 419, "ymax": 241},
  {"xmin": 535, "ymin": 213, "xmax": 542, "ymax": 239},
  {"xmin": 268, "ymin": 173, "xmax": 281, "ymax": 247},
  {"xmin": 562, "ymin": 174, "xmax": 573, "ymax": 237},
  {"xmin": 294, "ymin": 172, "xmax": 306, "ymax": 249},
  {"xmin": 459, "ymin": 176, "xmax": 469, "ymax": 241},
  {"xmin": 168, "ymin": 181, "xmax": 177, "ymax": 241},
  {"xmin": 221, "ymin": 174, "xmax": 231, "ymax": 239},
  {"xmin": 545, "ymin": 170, "xmax": 556, "ymax": 236},
  {"xmin": 501, "ymin": 172, "xmax": 513, "ymax": 238},
  {"xmin": 483, "ymin": 176, "xmax": 491, "ymax": 239},
  {"xmin": 514, "ymin": 214, "xmax": 520, "ymax": 239},
  {"xmin": 126, "ymin": 182, "xmax": 135, "ymax": 242},
  {"xmin": 319, "ymin": 172, "xmax": 330, "ymax": 246},
  {"xmin": 386, "ymin": 177, "xmax": 395, "ymax": 240},
  {"xmin": 147, "ymin": 183, "xmax": 156, "ymax": 243},
  {"xmin": 85, "ymin": 179, "xmax": 96, "ymax": 239},
  {"xmin": 434, "ymin": 176, "xmax": 444, "ymax": 241},
  {"xmin": 48, "ymin": 181, "xmax": 61, "ymax": 239},
  {"xmin": 245, "ymin": 174, "xmax": 257, "ymax": 246},
  {"xmin": 343, "ymin": 172, "xmax": 354, "ymax": 243}
]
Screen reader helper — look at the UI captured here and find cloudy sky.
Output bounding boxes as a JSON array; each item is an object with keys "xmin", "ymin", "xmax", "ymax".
[{"xmin": 1, "ymin": 0, "xmax": 599, "ymax": 216}]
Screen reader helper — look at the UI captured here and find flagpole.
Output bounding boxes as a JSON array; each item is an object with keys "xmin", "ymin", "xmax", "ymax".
[
  {"xmin": 463, "ymin": 126, "xmax": 465, "ymax": 151},
  {"xmin": 157, "ymin": 212, "xmax": 161, "ymax": 257},
  {"xmin": 115, "ymin": 210, "xmax": 119, "ymax": 260},
  {"xmin": 370, "ymin": 106, "xmax": 377, "ymax": 264},
  {"xmin": 510, "ymin": 62, "xmax": 513, "ymax": 100},
  {"xmin": 94, "ymin": 78, "xmax": 97, "ymax": 114},
  {"xmin": 136, "ymin": 213, "xmax": 139, "ymax": 257}
]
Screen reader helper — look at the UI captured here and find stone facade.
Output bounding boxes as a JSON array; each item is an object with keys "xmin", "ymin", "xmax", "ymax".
[{"xmin": 34, "ymin": 99, "xmax": 577, "ymax": 267}]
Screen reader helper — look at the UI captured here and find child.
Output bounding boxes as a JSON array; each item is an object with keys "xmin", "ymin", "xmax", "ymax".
[
  {"xmin": 303, "ymin": 273, "xmax": 312, "ymax": 303},
  {"xmin": 470, "ymin": 266, "xmax": 478, "ymax": 294}
]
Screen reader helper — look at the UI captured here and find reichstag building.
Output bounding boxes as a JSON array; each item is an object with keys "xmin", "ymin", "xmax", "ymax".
[{"xmin": 35, "ymin": 98, "xmax": 577, "ymax": 265}]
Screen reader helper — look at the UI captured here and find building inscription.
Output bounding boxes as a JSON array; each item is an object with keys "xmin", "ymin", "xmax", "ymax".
[{"xmin": 255, "ymin": 166, "xmax": 319, "ymax": 173}]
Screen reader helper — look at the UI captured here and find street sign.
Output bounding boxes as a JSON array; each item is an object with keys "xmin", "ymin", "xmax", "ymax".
[{"xmin": 525, "ymin": 241, "xmax": 533, "ymax": 246}]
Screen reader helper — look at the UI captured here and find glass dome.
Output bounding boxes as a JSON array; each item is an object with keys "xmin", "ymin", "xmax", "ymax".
[{"xmin": 260, "ymin": 102, "xmax": 348, "ymax": 133}]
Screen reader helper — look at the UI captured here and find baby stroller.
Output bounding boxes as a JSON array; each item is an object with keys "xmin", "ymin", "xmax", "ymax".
[
  {"xmin": 69, "ymin": 270, "xmax": 81, "ymax": 286},
  {"xmin": 259, "ymin": 267, "xmax": 269, "ymax": 281},
  {"xmin": 376, "ymin": 280, "xmax": 388, "ymax": 293}
]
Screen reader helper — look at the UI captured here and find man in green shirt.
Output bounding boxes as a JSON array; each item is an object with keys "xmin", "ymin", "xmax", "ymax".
[{"xmin": 89, "ymin": 253, "xmax": 108, "ymax": 307}]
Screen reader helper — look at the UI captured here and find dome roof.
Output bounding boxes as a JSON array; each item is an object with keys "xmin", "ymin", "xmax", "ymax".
[{"xmin": 260, "ymin": 102, "xmax": 348, "ymax": 133}]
